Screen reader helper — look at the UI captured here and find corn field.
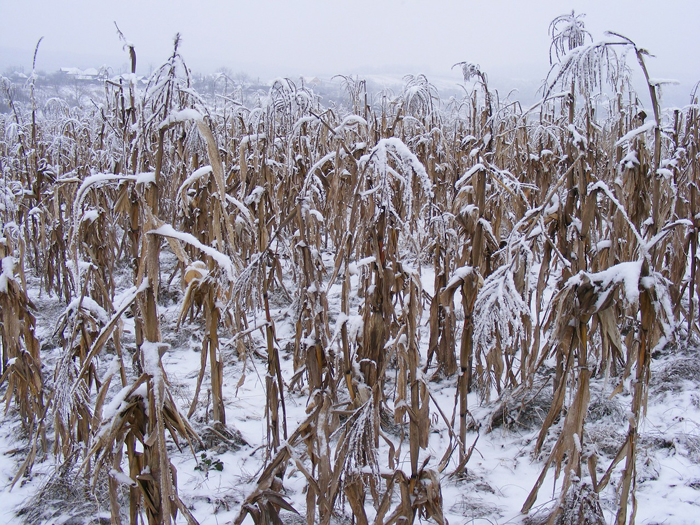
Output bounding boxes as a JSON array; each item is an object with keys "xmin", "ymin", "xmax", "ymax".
[{"xmin": 1, "ymin": 13, "xmax": 699, "ymax": 525}]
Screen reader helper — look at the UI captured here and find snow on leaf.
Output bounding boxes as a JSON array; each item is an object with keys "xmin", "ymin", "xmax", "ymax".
[
  {"xmin": 148, "ymin": 224, "xmax": 235, "ymax": 282},
  {"xmin": 244, "ymin": 186, "xmax": 265, "ymax": 206},
  {"xmin": 65, "ymin": 296, "xmax": 110, "ymax": 324},
  {"xmin": 445, "ymin": 265, "xmax": 476, "ymax": 291},
  {"xmin": 647, "ymin": 78, "xmax": 680, "ymax": 86},
  {"xmin": 333, "ymin": 115, "xmax": 368, "ymax": 135},
  {"xmin": 615, "ymin": 121, "xmax": 656, "ymax": 147},
  {"xmin": 562, "ymin": 260, "xmax": 643, "ymax": 313},
  {"xmin": 178, "ymin": 165, "xmax": 213, "ymax": 207},
  {"xmin": 72, "ymin": 172, "xmax": 155, "ymax": 256},
  {"xmin": 100, "ymin": 382, "xmax": 149, "ymax": 434},
  {"xmin": 456, "ymin": 163, "xmax": 485, "ymax": 191},
  {"xmin": 109, "ymin": 469, "xmax": 138, "ymax": 488}
]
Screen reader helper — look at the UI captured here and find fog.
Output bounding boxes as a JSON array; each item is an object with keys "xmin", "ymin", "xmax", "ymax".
[{"xmin": 1, "ymin": 0, "xmax": 698, "ymax": 102}]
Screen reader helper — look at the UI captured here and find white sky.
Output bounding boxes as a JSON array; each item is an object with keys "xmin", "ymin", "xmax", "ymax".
[{"xmin": 1, "ymin": 0, "xmax": 698, "ymax": 98}]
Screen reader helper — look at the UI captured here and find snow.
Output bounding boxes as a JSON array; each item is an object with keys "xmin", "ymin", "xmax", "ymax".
[
  {"xmin": 0, "ymin": 186, "xmax": 17, "ymax": 214},
  {"xmin": 109, "ymin": 468, "xmax": 137, "ymax": 487},
  {"xmin": 101, "ymin": 382, "xmax": 148, "ymax": 426},
  {"xmin": 239, "ymin": 133, "xmax": 265, "ymax": 147},
  {"xmin": 568, "ymin": 260, "xmax": 643, "ymax": 309},
  {"xmin": 80, "ymin": 208, "xmax": 100, "ymax": 224},
  {"xmin": 304, "ymin": 207, "xmax": 324, "ymax": 223},
  {"xmin": 567, "ymin": 124, "xmax": 587, "ymax": 149},
  {"xmin": 159, "ymin": 108, "xmax": 204, "ymax": 129},
  {"xmin": 301, "ymin": 151, "xmax": 336, "ymax": 195},
  {"xmin": 594, "ymin": 239, "xmax": 612, "ymax": 253},
  {"xmin": 244, "ymin": 186, "xmax": 265, "ymax": 205},
  {"xmin": 3, "ymin": 43, "xmax": 700, "ymax": 525},
  {"xmin": 620, "ymin": 148, "xmax": 640, "ymax": 170},
  {"xmin": 115, "ymin": 279, "xmax": 150, "ymax": 310},
  {"xmin": 461, "ymin": 134, "xmax": 477, "ymax": 146},
  {"xmin": 473, "ymin": 265, "xmax": 530, "ymax": 352},
  {"xmin": 356, "ymin": 256, "xmax": 376, "ymax": 267},
  {"xmin": 360, "ymin": 137, "xmax": 434, "ymax": 198},
  {"xmin": 648, "ymin": 78, "xmax": 681, "ymax": 86},
  {"xmin": 5, "ymin": 245, "xmax": 693, "ymax": 525},
  {"xmin": 588, "ymin": 180, "xmax": 646, "ymax": 250},
  {"xmin": 657, "ymin": 167, "xmax": 674, "ymax": 179},
  {"xmin": 141, "ymin": 341, "xmax": 165, "ymax": 383},
  {"xmin": 0, "ymin": 256, "xmax": 16, "ymax": 293}
]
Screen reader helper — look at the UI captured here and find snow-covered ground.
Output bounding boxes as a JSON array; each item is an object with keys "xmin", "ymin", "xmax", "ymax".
[{"xmin": 1, "ymin": 245, "xmax": 699, "ymax": 525}]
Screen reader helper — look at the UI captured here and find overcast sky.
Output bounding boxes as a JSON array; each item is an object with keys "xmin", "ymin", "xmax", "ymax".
[{"xmin": 1, "ymin": 0, "xmax": 698, "ymax": 99}]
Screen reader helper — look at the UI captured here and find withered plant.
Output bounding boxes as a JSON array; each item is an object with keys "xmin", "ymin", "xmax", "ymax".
[{"xmin": 0, "ymin": 10, "xmax": 698, "ymax": 525}]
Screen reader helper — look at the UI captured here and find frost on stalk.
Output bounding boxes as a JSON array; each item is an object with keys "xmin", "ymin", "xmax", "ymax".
[
  {"xmin": 230, "ymin": 250, "xmax": 267, "ymax": 309},
  {"xmin": 400, "ymin": 74, "xmax": 439, "ymax": 119},
  {"xmin": 70, "ymin": 171, "xmax": 156, "ymax": 289},
  {"xmin": 359, "ymin": 137, "xmax": 433, "ymax": 221},
  {"xmin": 543, "ymin": 11, "xmax": 626, "ymax": 101},
  {"xmin": 53, "ymin": 347, "xmax": 90, "ymax": 443},
  {"xmin": 473, "ymin": 265, "xmax": 530, "ymax": 393},
  {"xmin": 0, "ymin": 182, "xmax": 19, "ymax": 216},
  {"xmin": 544, "ymin": 38, "xmax": 624, "ymax": 100},
  {"xmin": 454, "ymin": 62, "xmax": 483, "ymax": 83},
  {"xmin": 556, "ymin": 479, "xmax": 605, "ymax": 525},
  {"xmin": 333, "ymin": 397, "xmax": 380, "ymax": 491},
  {"xmin": 548, "ymin": 10, "xmax": 591, "ymax": 64},
  {"xmin": 263, "ymin": 78, "xmax": 317, "ymax": 133}
]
